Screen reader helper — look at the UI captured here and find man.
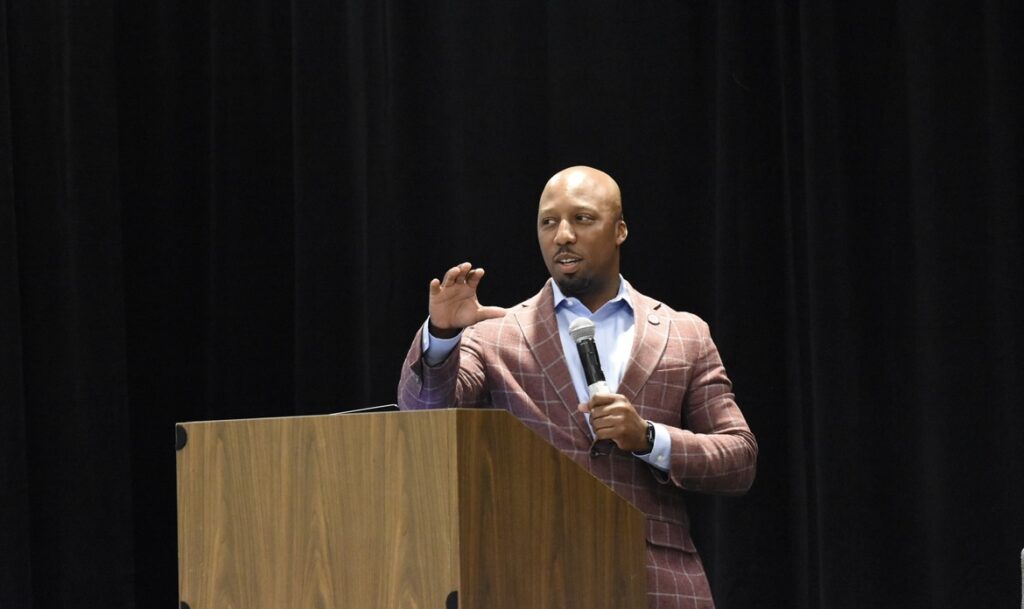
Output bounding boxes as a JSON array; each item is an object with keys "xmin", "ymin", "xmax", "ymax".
[{"xmin": 398, "ymin": 166, "xmax": 757, "ymax": 609}]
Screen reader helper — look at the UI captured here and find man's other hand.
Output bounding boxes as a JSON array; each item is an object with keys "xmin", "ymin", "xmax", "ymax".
[{"xmin": 428, "ymin": 262, "xmax": 506, "ymax": 338}]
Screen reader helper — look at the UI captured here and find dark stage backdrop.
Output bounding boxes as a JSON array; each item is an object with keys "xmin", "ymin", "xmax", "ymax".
[{"xmin": 2, "ymin": 1, "xmax": 1021, "ymax": 608}]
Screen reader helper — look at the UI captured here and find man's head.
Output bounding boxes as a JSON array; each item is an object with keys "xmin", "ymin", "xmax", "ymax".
[{"xmin": 537, "ymin": 166, "xmax": 628, "ymax": 311}]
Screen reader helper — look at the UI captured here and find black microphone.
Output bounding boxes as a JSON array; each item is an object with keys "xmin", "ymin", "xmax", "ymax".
[
  {"xmin": 569, "ymin": 318, "xmax": 609, "ymax": 396},
  {"xmin": 570, "ymin": 317, "xmax": 615, "ymax": 456}
]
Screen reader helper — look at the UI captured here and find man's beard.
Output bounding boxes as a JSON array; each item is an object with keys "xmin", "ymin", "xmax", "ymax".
[{"xmin": 555, "ymin": 274, "xmax": 594, "ymax": 299}]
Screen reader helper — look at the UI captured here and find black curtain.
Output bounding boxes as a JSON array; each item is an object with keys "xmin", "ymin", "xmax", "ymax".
[{"xmin": 2, "ymin": 1, "xmax": 1021, "ymax": 608}]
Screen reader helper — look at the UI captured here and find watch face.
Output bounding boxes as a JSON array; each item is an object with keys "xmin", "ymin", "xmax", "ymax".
[{"xmin": 635, "ymin": 422, "xmax": 655, "ymax": 455}]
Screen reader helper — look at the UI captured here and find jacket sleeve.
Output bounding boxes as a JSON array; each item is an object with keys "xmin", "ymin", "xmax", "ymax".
[
  {"xmin": 660, "ymin": 319, "xmax": 758, "ymax": 495},
  {"xmin": 397, "ymin": 325, "xmax": 490, "ymax": 410}
]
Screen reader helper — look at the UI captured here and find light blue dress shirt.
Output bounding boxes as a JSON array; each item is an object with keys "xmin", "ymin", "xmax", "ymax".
[{"xmin": 422, "ymin": 277, "xmax": 672, "ymax": 471}]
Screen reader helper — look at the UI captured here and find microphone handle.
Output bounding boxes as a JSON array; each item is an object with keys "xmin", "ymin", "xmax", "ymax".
[
  {"xmin": 575, "ymin": 335, "xmax": 614, "ymax": 455},
  {"xmin": 576, "ymin": 338, "xmax": 606, "ymax": 387},
  {"xmin": 587, "ymin": 379, "xmax": 610, "ymax": 397},
  {"xmin": 586, "ymin": 382, "xmax": 616, "ymax": 455}
]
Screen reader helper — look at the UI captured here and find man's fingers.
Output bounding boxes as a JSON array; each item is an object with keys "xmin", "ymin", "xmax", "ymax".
[
  {"xmin": 593, "ymin": 424, "xmax": 620, "ymax": 441},
  {"xmin": 441, "ymin": 265, "xmax": 461, "ymax": 287},
  {"xmin": 466, "ymin": 267, "xmax": 485, "ymax": 288},
  {"xmin": 588, "ymin": 393, "xmax": 618, "ymax": 408},
  {"xmin": 429, "ymin": 278, "xmax": 442, "ymax": 296},
  {"xmin": 587, "ymin": 394, "xmax": 632, "ymax": 423},
  {"xmin": 580, "ymin": 395, "xmax": 613, "ymax": 414},
  {"xmin": 590, "ymin": 410, "xmax": 621, "ymax": 426},
  {"xmin": 441, "ymin": 262, "xmax": 474, "ymax": 286}
]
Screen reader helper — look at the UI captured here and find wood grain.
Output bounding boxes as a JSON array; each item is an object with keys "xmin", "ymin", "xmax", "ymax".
[
  {"xmin": 177, "ymin": 410, "xmax": 459, "ymax": 609},
  {"xmin": 177, "ymin": 410, "xmax": 646, "ymax": 609},
  {"xmin": 455, "ymin": 410, "xmax": 647, "ymax": 609}
]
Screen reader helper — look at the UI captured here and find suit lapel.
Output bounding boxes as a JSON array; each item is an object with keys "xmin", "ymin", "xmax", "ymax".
[
  {"xmin": 618, "ymin": 292, "xmax": 669, "ymax": 404},
  {"xmin": 514, "ymin": 281, "xmax": 592, "ymax": 438}
]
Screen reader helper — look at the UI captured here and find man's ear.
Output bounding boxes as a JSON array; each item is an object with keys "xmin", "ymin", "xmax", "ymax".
[{"xmin": 616, "ymin": 220, "xmax": 628, "ymax": 245}]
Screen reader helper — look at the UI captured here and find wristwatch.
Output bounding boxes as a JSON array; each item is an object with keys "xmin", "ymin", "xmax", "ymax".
[{"xmin": 635, "ymin": 421, "xmax": 655, "ymax": 455}]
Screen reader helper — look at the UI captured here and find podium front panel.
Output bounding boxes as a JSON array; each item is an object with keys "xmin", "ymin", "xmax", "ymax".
[{"xmin": 176, "ymin": 411, "xmax": 459, "ymax": 609}]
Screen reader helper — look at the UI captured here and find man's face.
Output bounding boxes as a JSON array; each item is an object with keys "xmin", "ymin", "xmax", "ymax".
[{"xmin": 537, "ymin": 173, "xmax": 627, "ymax": 306}]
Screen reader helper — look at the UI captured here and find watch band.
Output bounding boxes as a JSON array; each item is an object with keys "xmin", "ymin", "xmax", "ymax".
[{"xmin": 635, "ymin": 421, "xmax": 655, "ymax": 455}]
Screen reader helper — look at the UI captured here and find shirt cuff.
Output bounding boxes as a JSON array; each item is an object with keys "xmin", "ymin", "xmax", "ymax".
[
  {"xmin": 634, "ymin": 422, "xmax": 672, "ymax": 472},
  {"xmin": 422, "ymin": 318, "xmax": 463, "ymax": 366}
]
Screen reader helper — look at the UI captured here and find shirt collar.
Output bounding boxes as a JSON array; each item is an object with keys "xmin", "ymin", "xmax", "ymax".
[{"xmin": 551, "ymin": 275, "xmax": 634, "ymax": 315}]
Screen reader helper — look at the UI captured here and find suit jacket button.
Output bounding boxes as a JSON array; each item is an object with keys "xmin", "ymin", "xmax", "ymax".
[{"xmin": 648, "ymin": 313, "xmax": 660, "ymax": 325}]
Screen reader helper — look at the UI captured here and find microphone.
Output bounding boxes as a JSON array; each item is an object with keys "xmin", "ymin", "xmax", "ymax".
[
  {"xmin": 569, "ymin": 318, "xmax": 609, "ymax": 397},
  {"xmin": 570, "ymin": 317, "xmax": 615, "ymax": 456}
]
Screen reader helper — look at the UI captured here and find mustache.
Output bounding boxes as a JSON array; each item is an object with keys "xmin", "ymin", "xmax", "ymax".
[{"xmin": 554, "ymin": 247, "xmax": 582, "ymax": 257}]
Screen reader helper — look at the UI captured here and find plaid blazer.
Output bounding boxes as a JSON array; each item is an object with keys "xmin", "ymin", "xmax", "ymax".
[{"xmin": 398, "ymin": 280, "xmax": 757, "ymax": 609}]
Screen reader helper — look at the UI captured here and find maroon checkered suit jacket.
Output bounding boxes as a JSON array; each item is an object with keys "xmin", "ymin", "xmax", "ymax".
[{"xmin": 398, "ymin": 280, "xmax": 757, "ymax": 609}]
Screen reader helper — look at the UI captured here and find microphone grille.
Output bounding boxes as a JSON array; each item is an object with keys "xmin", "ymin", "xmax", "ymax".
[{"xmin": 569, "ymin": 317, "xmax": 596, "ymax": 343}]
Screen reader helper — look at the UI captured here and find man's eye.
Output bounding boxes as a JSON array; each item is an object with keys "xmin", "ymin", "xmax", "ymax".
[{"xmin": 576, "ymin": 215, "xmax": 593, "ymax": 222}]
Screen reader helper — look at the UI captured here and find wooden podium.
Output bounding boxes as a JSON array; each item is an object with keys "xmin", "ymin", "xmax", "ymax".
[{"xmin": 176, "ymin": 409, "xmax": 647, "ymax": 609}]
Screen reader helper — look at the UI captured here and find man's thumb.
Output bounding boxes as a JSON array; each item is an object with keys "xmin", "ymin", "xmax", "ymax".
[{"xmin": 478, "ymin": 306, "xmax": 507, "ymax": 320}]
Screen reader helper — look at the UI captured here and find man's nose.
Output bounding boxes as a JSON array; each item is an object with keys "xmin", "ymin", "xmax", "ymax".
[{"xmin": 554, "ymin": 220, "xmax": 576, "ymax": 244}]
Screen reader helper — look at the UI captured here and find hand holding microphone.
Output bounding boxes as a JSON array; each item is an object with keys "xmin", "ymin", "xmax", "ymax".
[{"xmin": 570, "ymin": 318, "xmax": 651, "ymax": 454}]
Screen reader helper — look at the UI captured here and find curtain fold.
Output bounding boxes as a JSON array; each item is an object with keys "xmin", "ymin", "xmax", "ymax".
[
  {"xmin": 4, "ymin": 0, "xmax": 136, "ymax": 605},
  {"xmin": 1, "ymin": 4, "xmax": 34, "ymax": 606}
]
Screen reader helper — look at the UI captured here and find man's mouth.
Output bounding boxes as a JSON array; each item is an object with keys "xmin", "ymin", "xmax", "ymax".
[{"xmin": 554, "ymin": 253, "xmax": 582, "ymax": 271}]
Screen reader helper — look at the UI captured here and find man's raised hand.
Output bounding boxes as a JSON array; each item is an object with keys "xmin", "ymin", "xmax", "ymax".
[{"xmin": 428, "ymin": 262, "xmax": 506, "ymax": 338}]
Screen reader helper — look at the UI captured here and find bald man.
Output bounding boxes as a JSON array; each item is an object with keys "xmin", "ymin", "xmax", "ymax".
[{"xmin": 398, "ymin": 166, "xmax": 757, "ymax": 609}]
